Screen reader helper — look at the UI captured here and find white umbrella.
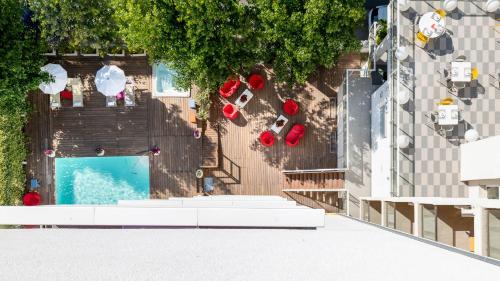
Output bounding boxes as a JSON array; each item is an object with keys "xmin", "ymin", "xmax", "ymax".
[
  {"xmin": 95, "ymin": 65, "xmax": 126, "ymax": 96},
  {"xmin": 39, "ymin": 64, "xmax": 68, "ymax": 94}
]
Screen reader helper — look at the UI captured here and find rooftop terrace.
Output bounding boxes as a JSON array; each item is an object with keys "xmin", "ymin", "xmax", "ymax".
[
  {"xmin": 26, "ymin": 55, "xmax": 361, "ymax": 209},
  {"xmin": 393, "ymin": 0, "xmax": 500, "ymax": 196}
]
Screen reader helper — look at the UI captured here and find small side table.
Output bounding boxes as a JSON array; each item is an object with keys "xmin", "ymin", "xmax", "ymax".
[
  {"xmin": 234, "ymin": 89, "xmax": 254, "ymax": 108},
  {"xmin": 270, "ymin": 115, "xmax": 289, "ymax": 134}
]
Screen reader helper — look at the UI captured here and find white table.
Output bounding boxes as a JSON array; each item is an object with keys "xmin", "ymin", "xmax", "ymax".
[
  {"xmin": 437, "ymin": 104, "xmax": 459, "ymax": 125},
  {"xmin": 450, "ymin": 61, "xmax": 472, "ymax": 82},
  {"xmin": 418, "ymin": 12, "xmax": 446, "ymax": 38},
  {"xmin": 234, "ymin": 89, "xmax": 254, "ymax": 108},
  {"xmin": 270, "ymin": 115, "xmax": 289, "ymax": 134}
]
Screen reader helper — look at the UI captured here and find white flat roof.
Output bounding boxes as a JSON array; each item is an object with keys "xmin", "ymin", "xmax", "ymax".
[{"xmin": 0, "ymin": 215, "xmax": 498, "ymax": 281}]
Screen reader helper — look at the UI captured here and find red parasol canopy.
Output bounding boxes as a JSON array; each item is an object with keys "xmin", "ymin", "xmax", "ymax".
[{"xmin": 23, "ymin": 192, "xmax": 41, "ymax": 206}]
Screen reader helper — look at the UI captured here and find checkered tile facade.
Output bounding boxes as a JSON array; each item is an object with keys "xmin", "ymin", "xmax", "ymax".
[{"xmin": 396, "ymin": 1, "xmax": 500, "ymax": 197}]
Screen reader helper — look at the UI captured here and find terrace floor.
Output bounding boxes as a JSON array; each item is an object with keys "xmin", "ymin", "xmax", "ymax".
[
  {"xmin": 396, "ymin": 1, "xmax": 500, "ymax": 197},
  {"xmin": 26, "ymin": 54, "xmax": 362, "ymax": 207}
]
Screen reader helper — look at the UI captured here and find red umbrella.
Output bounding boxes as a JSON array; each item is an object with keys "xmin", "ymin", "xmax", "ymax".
[{"xmin": 23, "ymin": 192, "xmax": 41, "ymax": 206}]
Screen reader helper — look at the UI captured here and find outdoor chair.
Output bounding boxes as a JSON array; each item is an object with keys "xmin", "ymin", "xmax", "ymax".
[
  {"xmin": 125, "ymin": 84, "xmax": 135, "ymax": 106},
  {"xmin": 70, "ymin": 78, "xmax": 84, "ymax": 107},
  {"xmin": 222, "ymin": 103, "xmax": 238, "ymax": 120},
  {"xmin": 454, "ymin": 55, "xmax": 467, "ymax": 62},
  {"xmin": 247, "ymin": 74, "xmax": 265, "ymax": 90},
  {"xmin": 285, "ymin": 124, "xmax": 306, "ymax": 147},
  {"xmin": 23, "ymin": 192, "xmax": 41, "ymax": 206},
  {"xmin": 415, "ymin": 32, "xmax": 429, "ymax": 49},
  {"xmin": 471, "ymin": 68, "xmax": 479, "ymax": 80},
  {"xmin": 435, "ymin": 9, "xmax": 447, "ymax": 18},
  {"xmin": 106, "ymin": 95, "xmax": 117, "ymax": 107},
  {"xmin": 203, "ymin": 177, "xmax": 215, "ymax": 193},
  {"xmin": 219, "ymin": 78, "xmax": 241, "ymax": 98},
  {"xmin": 50, "ymin": 93, "xmax": 61, "ymax": 109},
  {"xmin": 283, "ymin": 99, "xmax": 299, "ymax": 116},
  {"xmin": 188, "ymin": 98, "xmax": 197, "ymax": 109},
  {"xmin": 259, "ymin": 131, "xmax": 275, "ymax": 147},
  {"xmin": 30, "ymin": 178, "xmax": 40, "ymax": 190}
]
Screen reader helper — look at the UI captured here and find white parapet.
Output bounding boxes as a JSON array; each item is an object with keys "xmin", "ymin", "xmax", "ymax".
[
  {"xmin": 198, "ymin": 208, "xmax": 325, "ymax": 228},
  {"xmin": 93, "ymin": 207, "xmax": 198, "ymax": 226},
  {"xmin": 0, "ymin": 206, "xmax": 95, "ymax": 225},
  {"xmin": 0, "ymin": 205, "xmax": 324, "ymax": 228},
  {"xmin": 460, "ymin": 135, "xmax": 500, "ymax": 186},
  {"xmin": 170, "ymin": 195, "xmax": 287, "ymax": 201},
  {"xmin": 118, "ymin": 199, "xmax": 298, "ymax": 209}
]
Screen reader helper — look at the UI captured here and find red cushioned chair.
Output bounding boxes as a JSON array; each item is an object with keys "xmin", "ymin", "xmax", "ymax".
[
  {"xmin": 219, "ymin": 78, "xmax": 241, "ymax": 98},
  {"xmin": 23, "ymin": 192, "xmax": 41, "ymax": 206},
  {"xmin": 60, "ymin": 89, "xmax": 73, "ymax": 100},
  {"xmin": 259, "ymin": 131, "xmax": 275, "ymax": 147},
  {"xmin": 247, "ymin": 74, "xmax": 265, "ymax": 90},
  {"xmin": 223, "ymin": 103, "xmax": 238, "ymax": 120},
  {"xmin": 285, "ymin": 124, "xmax": 305, "ymax": 147},
  {"xmin": 283, "ymin": 99, "xmax": 299, "ymax": 116}
]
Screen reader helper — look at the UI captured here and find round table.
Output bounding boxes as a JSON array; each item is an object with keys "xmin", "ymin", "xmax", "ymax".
[{"xmin": 418, "ymin": 12, "xmax": 446, "ymax": 38}]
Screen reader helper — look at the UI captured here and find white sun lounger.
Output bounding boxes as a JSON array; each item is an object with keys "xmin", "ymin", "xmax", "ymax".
[
  {"xmin": 50, "ymin": 93, "xmax": 61, "ymax": 109},
  {"xmin": 125, "ymin": 84, "xmax": 135, "ymax": 106},
  {"xmin": 69, "ymin": 78, "xmax": 84, "ymax": 107},
  {"xmin": 106, "ymin": 96, "xmax": 117, "ymax": 107}
]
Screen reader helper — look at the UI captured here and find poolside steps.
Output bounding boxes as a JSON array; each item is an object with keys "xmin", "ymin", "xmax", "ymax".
[
  {"xmin": 283, "ymin": 172, "xmax": 345, "ymax": 190},
  {"xmin": 0, "ymin": 196, "xmax": 324, "ymax": 228}
]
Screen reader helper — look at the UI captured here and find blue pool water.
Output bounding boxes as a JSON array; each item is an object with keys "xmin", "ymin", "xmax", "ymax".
[
  {"xmin": 55, "ymin": 156, "xmax": 150, "ymax": 205},
  {"xmin": 153, "ymin": 63, "xmax": 190, "ymax": 97}
]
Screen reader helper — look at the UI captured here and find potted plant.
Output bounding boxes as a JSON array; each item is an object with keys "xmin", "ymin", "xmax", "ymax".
[
  {"xmin": 375, "ymin": 20, "xmax": 388, "ymax": 45},
  {"xmin": 193, "ymin": 128, "xmax": 202, "ymax": 139}
]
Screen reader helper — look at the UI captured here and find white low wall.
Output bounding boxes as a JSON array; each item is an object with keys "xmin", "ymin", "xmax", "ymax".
[
  {"xmin": 117, "ymin": 200, "xmax": 298, "ymax": 209},
  {"xmin": 460, "ymin": 135, "xmax": 500, "ymax": 185},
  {"xmin": 198, "ymin": 208, "xmax": 325, "ymax": 228},
  {"xmin": 0, "ymin": 206, "xmax": 324, "ymax": 228}
]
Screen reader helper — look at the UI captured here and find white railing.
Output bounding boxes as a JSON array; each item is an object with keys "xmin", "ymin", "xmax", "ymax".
[{"xmin": 281, "ymin": 168, "xmax": 347, "ymax": 174}]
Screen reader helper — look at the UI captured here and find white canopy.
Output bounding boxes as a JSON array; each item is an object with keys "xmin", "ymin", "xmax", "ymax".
[
  {"xmin": 95, "ymin": 65, "xmax": 126, "ymax": 96},
  {"xmin": 39, "ymin": 64, "xmax": 68, "ymax": 95}
]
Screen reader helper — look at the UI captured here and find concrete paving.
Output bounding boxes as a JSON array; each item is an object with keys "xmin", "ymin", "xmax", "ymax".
[{"xmin": 0, "ymin": 215, "xmax": 498, "ymax": 281}]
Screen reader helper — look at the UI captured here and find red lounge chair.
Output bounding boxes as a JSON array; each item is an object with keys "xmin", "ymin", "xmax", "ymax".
[
  {"xmin": 247, "ymin": 74, "xmax": 264, "ymax": 90},
  {"xmin": 285, "ymin": 124, "xmax": 305, "ymax": 147},
  {"xmin": 219, "ymin": 78, "xmax": 241, "ymax": 98},
  {"xmin": 60, "ymin": 89, "xmax": 73, "ymax": 100},
  {"xmin": 283, "ymin": 99, "xmax": 299, "ymax": 116},
  {"xmin": 223, "ymin": 103, "xmax": 238, "ymax": 120},
  {"xmin": 259, "ymin": 131, "xmax": 275, "ymax": 147}
]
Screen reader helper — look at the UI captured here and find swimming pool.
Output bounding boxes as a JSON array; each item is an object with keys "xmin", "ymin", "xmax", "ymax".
[
  {"xmin": 55, "ymin": 156, "xmax": 150, "ymax": 205},
  {"xmin": 152, "ymin": 63, "xmax": 190, "ymax": 97}
]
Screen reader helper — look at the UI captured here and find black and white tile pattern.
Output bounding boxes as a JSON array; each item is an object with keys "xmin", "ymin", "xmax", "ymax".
[{"xmin": 397, "ymin": 0, "xmax": 500, "ymax": 197}]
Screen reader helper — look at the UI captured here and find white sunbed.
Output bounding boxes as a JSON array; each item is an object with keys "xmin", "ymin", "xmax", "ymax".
[
  {"xmin": 50, "ymin": 93, "xmax": 61, "ymax": 109},
  {"xmin": 69, "ymin": 78, "xmax": 84, "ymax": 107},
  {"xmin": 106, "ymin": 96, "xmax": 117, "ymax": 107},
  {"xmin": 125, "ymin": 84, "xmax": 135, "ymax": 107}
]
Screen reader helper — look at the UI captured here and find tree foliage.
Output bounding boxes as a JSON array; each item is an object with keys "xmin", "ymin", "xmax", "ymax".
[
  {"xmin": 254, "ymin": 0, "xmax": 365, "ymax": 85},
  {"xmin": 0, "ymin": 0, "xmax": 47, "ymax": 205},
  {"xmin": 28, "ymin": 0, "xmax": 120, "ymax": 52}
]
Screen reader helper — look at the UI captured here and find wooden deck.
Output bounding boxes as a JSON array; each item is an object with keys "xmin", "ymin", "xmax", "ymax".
[{"xmin": 26, "ymin": 54, "xmax": 362, "ymax": 209}]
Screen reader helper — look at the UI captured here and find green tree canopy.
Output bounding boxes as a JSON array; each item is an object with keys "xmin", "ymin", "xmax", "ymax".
[
  {"xmin": 114, "ymin": 0, "xmax": 261, "ymax": 91},
  {"xmin": 0, "ymin": 0, "xmax": 47, "ymax": 205},
  {"xmin": 254, "ymin": 0, "xmax": 365, "ymax": 85},
  {"xmin": 28, "ymin": 0, "xmax": 120, "ymax": 51}
]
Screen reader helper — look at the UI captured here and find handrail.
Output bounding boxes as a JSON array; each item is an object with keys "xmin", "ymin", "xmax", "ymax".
[{"xmin": 281, "ymin": 168, "xmax": 347, "ymax": 174}]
